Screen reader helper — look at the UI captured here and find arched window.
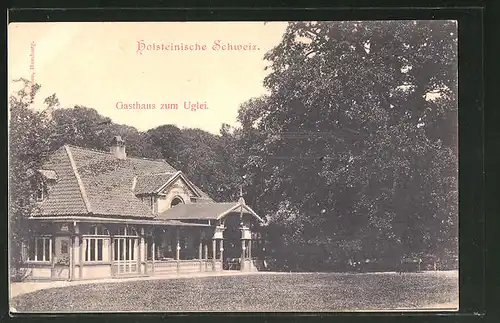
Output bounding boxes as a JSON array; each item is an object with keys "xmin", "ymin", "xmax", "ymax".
[
  {"xmin": 83, "ymin": 225, "xmax": 110, "ymax": 262},
  {"xmin": 171, "ymin": 197, "xmax": 184, "ymax": 208}
]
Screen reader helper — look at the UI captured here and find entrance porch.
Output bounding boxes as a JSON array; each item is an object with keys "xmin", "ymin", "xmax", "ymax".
[{"xmin": 20, "ymin": 204, "xmax": 265, "ymax": 281}]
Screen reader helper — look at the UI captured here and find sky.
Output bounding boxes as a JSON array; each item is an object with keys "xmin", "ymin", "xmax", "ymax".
[{"xmin": 8, "ymin": 22, "xmax": 288, "ymax": 134}]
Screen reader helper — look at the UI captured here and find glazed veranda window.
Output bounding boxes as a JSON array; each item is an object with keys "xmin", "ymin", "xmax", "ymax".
[{"xmin": 83, "ymin": 225, "xmax": 110, "ymax": 262}]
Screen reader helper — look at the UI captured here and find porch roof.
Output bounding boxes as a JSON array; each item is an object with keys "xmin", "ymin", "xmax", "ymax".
[
  {"xmin": 28, "ymin": 215, "xmax": 211, "ymax": 227},
  {"xmin": 156, "ymin": 201, "xmax": 265, "ymax": 223}
]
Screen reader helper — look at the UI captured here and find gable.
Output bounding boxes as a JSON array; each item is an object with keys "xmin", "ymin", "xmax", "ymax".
[
  {"xmin": 156, "ymin": 176, "xmax": 200, "ymax": 214},
  {"xmin": 159, "ymin": 176, "xmax": 200, "ymax": 198}
]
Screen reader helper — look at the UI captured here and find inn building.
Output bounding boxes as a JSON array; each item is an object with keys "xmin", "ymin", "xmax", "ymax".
[{"xmin": 20, "ymin": 136, "xmax": 266, "ymax": 281}]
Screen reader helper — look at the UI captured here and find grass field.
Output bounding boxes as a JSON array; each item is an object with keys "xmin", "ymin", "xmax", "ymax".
[{"xmin": 11, "ymin": 271, "xmax": 458, "ymax": 312}]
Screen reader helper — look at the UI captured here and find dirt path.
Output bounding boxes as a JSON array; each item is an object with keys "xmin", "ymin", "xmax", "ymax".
[{"xmin": 10, "ymin": 271, "xmax": 275, "ymax": 300}]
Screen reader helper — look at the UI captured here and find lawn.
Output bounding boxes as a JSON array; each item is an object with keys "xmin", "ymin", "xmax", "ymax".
[{"xmin": 11, "ymin": 271, "xmax": 458, "ymax": 312}]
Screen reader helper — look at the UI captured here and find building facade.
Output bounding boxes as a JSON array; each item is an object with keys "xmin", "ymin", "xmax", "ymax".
[{"xmin": 20, "ymin": 136, "xmax": 265, "ymax": 281}]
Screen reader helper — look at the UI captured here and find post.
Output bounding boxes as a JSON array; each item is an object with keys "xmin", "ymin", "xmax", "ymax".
[
  {"xmin": 108, "ymin": 233, "xmax": 113, "ymax": 263},
  {"xmin": 212, "ymin": 239, "xmax": 216, "ymax": 271},
  {"xmin": 176, "ymin": 228, "xmax": 180, "ymax": 274},
  {"xmin": 110, "ymin": 234, "xmax": 115, "ymax": 276},
  {"xmin": 248, "ymin": 239, "xmax": 252, "ymax": 271},
  {"xmin": 152, "ymin": 239, "xmax": 155, "ymax": 273},
  {"xmin": 204, "ymin": 242, "xmax": 208, "ymax": 271},
  {"xmin": 73, "ymin": 223, "xmax": 82, "ymax": 280},
  {"xmin": 240, "ymin": 202, "xmax": 245, "ymax": 272},
  {"xmin": 49, "ymin": 237, "xmax": 52, "ymax": 263},
  {"xmin": 122, "ymin": 238, "xmax": 126, "ymax": 273},
  {"xmin": 128, "ymin": 239, "xmax": 132, "ymax": 273},
  {"xmin": 199, "ymin": 238, "xmax": 203, "ymax": 272},
  {"xmin": 240, "ymin": 239, "xmax": 246, "ymax": 271},
  {"xmin": 219, "ymin": 240, "xmax": 224, "ymax": 271},
  {"xmin": 69, "ymin": 230, "xmax": 74, "ymax": 281},
  {"xmin": 140, "ymin": 228, "xmax": 145, "ymax": 274},
  {"xmin": 117, "ymin": 238, "xmax": 121, "ymax": 275}
]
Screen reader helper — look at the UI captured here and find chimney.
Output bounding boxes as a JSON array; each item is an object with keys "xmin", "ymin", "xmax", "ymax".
[{"xmin": 110, "ymin": 135, "xmax": 126, "ymax": 159}]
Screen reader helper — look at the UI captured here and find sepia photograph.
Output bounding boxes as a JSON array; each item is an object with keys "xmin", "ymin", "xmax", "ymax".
[{"xmin": 8, "ymin": 20, "xmax": 458, "ymax": 313}]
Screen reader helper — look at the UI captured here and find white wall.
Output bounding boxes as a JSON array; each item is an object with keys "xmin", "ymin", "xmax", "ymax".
[{"xmin": 157, "ymin": 178, "xmax": 195, "ymax": 213}]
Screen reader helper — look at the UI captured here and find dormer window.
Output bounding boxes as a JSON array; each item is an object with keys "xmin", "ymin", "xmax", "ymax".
[
  {"xmin": 35, "ymin": 169, "xmax": 58, "ymax": 202},
  {"xmin": 36, "ymin": 182, "xmax": 45, "ymax": 201},
  {"xmin": 171, "ymin": 197, "xmax": 184, "ymax": 208}
]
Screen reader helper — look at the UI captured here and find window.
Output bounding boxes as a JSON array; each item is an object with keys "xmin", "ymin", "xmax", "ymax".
[
  {"xmin": 83, "ymin": 225, "xmax": 110, "ymax": 262},
  {"xmin": 171, "ymin": 197, "xmax": 184, "ymax": 208},
  {"xmin": 60, "ymin": 240, "xmax": 69, "ymax": 254},
  {"xmin": 26, "ymin": 236, "xmax": 52, "ymax": 262},
  {"xmin": 36, "ymin": 181, "xmax": 46, "ymax": 201},
  {"xmin": 114, "ymin": 238, "xmax": 137, "ymax": 261},
  {"xmin": 113, "ymin": 226, "xmax": 138, "ymax": 262}
]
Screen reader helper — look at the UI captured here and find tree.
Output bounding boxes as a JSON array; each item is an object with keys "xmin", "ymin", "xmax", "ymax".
[
  {"xmin": 148, "ymin": 125, "xmax": 243, "ymax": 202},
  {"xmin": 50, "ymin": 106, "xmax": 162, "ymax": 159},
  {"xmin": 237, "ymin": 21, "xmax": 458, "ymax": 270},
  {"xmin": 9, "ymin": 78, "xmax": 54, "ymax": 272}
]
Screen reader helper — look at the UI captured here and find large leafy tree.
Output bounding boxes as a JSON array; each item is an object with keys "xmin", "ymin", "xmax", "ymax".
[
  {"xmin": 9, "ymin": 79, "xmax": 54, "ymax": 270},
  {"xmin": 49, "ymin": 106, "xmax": 163, "ymax": 159},
  {"xmin": 148, "ymin": 125, "xmax": 243, "ymax": 202},
  {"xmin": 237, "ymin": 21, "xmax": 458, "ymax": 270}
]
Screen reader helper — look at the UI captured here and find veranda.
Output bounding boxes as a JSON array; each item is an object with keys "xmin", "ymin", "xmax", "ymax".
[{"xmin": 21, "ymin": 213, "xmax": 263, "ymax": 281}]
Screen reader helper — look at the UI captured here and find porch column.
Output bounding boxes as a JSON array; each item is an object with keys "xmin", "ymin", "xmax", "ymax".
[
  {"xmin": 110, "ymin": 233, "xmax": 115, "ymax": 276},
  {"xmin": 151, "ymin": 238, "xmax": 155, "ymax": 274},
  {"xmin": 199, "ymin": 237, "xmax": 203, "ymax": 272},
  {"xmin": 73, "ymin": 223, "xmax": 82, "ymax": 280},
  {"xmin": 204, "ymin": 242, "xmax": 208, "ymax": 271},
  {"xmin": 240, "ymin": 239, "xmax": 246, "ymax": 271},
  {"xmin": 248, "ymin": 240, "xmax": 252, "ymax": 259},
  {"xmin": 140, "ymin": 228, "xmax": 145, "ymax": 274},
  {"xmin": 212, "ymin": 239, "xmax": 216, "ymax": 271},
  {"xmin": 69, "ymin": 229, "xmax": 74, "ymax": 281},
  {"xmin": 176, "ymin": 228, "xmax": 180, "ymax": 274},
  {"xmin": 219, "ymin": 240, "xmax": 224, "ymax": 271}
]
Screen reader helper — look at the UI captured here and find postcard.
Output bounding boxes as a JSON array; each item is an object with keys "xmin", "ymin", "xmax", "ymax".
[{"xmin": 8, "ymin": 21, "xmax": 458, "ymax": 313}]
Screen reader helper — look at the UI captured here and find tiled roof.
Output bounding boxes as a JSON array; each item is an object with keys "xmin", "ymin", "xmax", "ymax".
[
  {"xmin": 70, "ymin": 145, "xmax": 176, "ymax": 218},
  {"xmin": 157, "ymin": 202, "xmax": 250, "ymax": 220},
  {"xmin": 34, "ymin": 147, "xmax": 88, "ymax": 216},
  {"xmin": 34, "ymin": 145, "xmax": 214, "ymax": 218},
  {"xmin": 134, "ymin": 173, "xmax": 176, "ymax": 195}
]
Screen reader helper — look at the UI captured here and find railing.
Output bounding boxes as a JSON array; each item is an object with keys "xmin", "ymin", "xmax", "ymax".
[
  {"xmin": 112, "ymin": 260, "xmax": 138, "ymax": 275},
  {"xmin": 146, "ymin": 259, "xmax": 220, "ymax": 274}
]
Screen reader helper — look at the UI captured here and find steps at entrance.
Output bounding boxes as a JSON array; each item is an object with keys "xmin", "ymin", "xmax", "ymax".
[
  {"xmin": 250, "ymin": 259, "xmax": 266, "ymax": 271},
  {"xmin": 224, "ymin": 258, "xmax": 266, "ymax": 271}
]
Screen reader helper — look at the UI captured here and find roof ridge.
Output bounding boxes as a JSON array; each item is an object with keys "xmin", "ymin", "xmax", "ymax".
[
  {"xmin": 64, "ymin": 145, "xmax": 93, "ymax": 214},
  {"xmin": 63, "ymin": 144, "xmax": 176, "ymax": 166},
  {"xmin": 131, "ymin": 176, "xmax": 137, "ymax": 191},
  {"xmin": 140, "ymin": 172, "xmax": 176, "ymax": 176}
]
